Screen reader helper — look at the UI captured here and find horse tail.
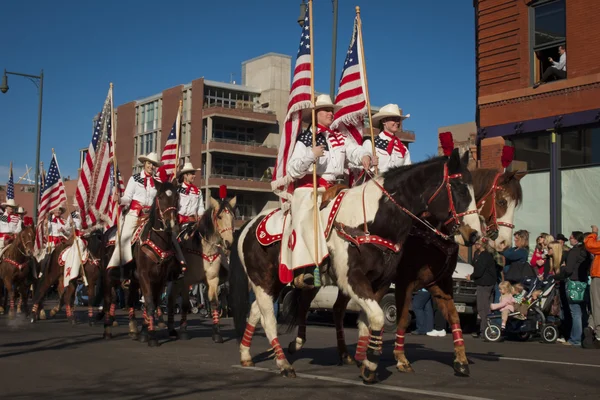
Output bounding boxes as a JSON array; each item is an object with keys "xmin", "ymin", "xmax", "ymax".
[
  {"xmin": 228, "ymin": 221, "xmax": 251, "ymax": 341},
  {"xmin": 282, "ymin": 287, "xmax": 311, "ymax": 334}
]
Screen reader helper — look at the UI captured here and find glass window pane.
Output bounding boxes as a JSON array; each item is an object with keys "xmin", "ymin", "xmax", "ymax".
[
  {"xmin": 512, "ymin": 132, "xmax": 551, "ymax": 171},
  {"xmin": 561, "ymin": 167, "xmax": 600, "ymax": 236},
  {"xmin": 560, "ymin": 126, "xmax": 600, "ymax": 167},
  {"xmin": 534, "ymin": 0, "xmax": 565, "ymax": 48},
  {"xmin": 514, "ymin": 172, "xmax": 550, "ymax": 258}
]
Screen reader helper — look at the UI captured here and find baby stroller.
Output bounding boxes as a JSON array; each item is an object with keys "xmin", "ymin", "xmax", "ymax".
[{"xmin": 484, "ymin": 276, "xmax": 559, "ymax": 343}]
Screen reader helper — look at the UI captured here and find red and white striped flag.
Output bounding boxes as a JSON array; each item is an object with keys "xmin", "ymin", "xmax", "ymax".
[
  {"xmin": 33, "ymin": 165, "xmax": 46, "ymax": 255},
  {"xmin": 76, "ymin": 87, "xmax": 113, "ymax": 229},
  {"xmin": 330, "ymin": 15, "xmax": 367, "ymax": 145},
  {"xmin": 160, "ymin": 103, "xmax": 182, "ymax": 180},
  {"xmin": 271, "ymin": 5, "xmax": 313, "ymax": 202},
  {"xmin": 106, "ymin": 167, "xmax": 125, "ymax": 228}
]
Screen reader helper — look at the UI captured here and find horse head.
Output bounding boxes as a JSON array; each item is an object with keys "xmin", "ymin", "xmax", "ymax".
[
  {"xmin": 426, "ymin": 148, "xmax": 482, "ymax": 246},
  {"xmin": 473, "ymin": 169, "xmax": 526, "ymax": 252},
  {"xmin": 209, "ymin": 196, "xmax": 237, "ymax": 252},
  {"xmin": 84, "ymin": 228, "xmax": 104, "ymax": 260},
  {"xmin": 18, "ymin": 225, "xmax": 36, "ymax": 257},
  {"xmin": 153, "ymin": 180, "xmax": 180, "ymax": 235}
]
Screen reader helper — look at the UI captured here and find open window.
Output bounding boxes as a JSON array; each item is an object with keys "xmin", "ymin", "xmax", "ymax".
[{"xmin": 530, "ymin": 0, "xmax": 566, "ymax": 84}]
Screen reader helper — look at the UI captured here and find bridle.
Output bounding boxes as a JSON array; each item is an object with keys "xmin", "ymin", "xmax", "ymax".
[
  {"xmin": 153, "ymin": 197, "xmax": 178, "ymax": 232},
  {"xmin": 476, "ymin": 172, "xmax": 515, "ymax": 239},
  {"xmin": 426, "ymin": 164, "xmax": 479, "ymax": 233},
  {"xmin": 213, "ymin": 205, "xmax": 234, "ymax": 236}
]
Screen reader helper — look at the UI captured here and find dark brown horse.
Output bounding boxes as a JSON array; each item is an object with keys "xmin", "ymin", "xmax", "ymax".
[
  {"xmin": 167, "ymin": 196, "xmax": 236, "ymax": 343},
  {"xmin": 0, "ymin": 225, "xmax": 36, "ymax": 318},
  {"xmin": 229, "ymin": 149, "xmax": 482, "ymax": 382},
  {"xmin": 101, "ymin": 180, "xmax": 182, "ymax": 347},
  {"xmin": 30, "ymin": 229, "xmax": 104, "ymax": 325},
  {"xmin": 287, "ymin": 168, "xmax": 525, "ymax": 379}
]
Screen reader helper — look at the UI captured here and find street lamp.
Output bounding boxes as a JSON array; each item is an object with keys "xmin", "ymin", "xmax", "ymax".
[
  {"xmin": 298, "ymin": 0, "xmax": 339, "ymax": 101},
  {"xmin": 1, "ymin": 69, "xmax": 44, "ymax": 223}
]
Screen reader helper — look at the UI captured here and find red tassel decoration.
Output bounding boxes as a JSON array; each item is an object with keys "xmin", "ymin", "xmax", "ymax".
[
  {"xmin": 156, "ymin": 166, "xmax": 169, "ymax": 184},
  {"xmin": 501, "ymin": 146, "xmax": 515, "ymax": 168},
  {"xmin": 439, "ymin": 131, "xmax": 454, "ymax": 157},
  {"xmin": 23, "ymin": 216, "xmax": 33, "ymax": 227},
  {"xmin": 219, "ymin": 185, "xmax": 227, "ymax": 200}
]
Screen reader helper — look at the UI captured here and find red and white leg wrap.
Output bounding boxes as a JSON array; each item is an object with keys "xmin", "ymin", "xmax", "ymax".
[
  {"xmin": 88, "ymin": 306, "xmax": 93, "ymax": 318},
  {"xmin": 270, "ymin": 338, "xmax": 286, "ymax": 360},
  {"xmin": 109, "ymin": 303, "xmax": 116, "ymax": 317},
  {"xmin": 451, "ymin": 323, "xmax": 464, "ymax": 346},
  {"xmin": 241, "ymin": 323, "xmax": 255, "ymax": 348},
  {"xmin": 355, "ymin": 335, "xmax": 369, "ymax": 361},
  {"xmin": 394, "ymin": 329, "xmax": 406, "ymax": 352},
  {"xmin": 212, "ymin": 309, "xmax": 219, "ymax": 325}
]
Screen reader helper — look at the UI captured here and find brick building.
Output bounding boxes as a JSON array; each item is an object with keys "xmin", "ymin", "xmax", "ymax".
[
  {"xmin": 474, "ymin": 0, "xmax": 600, "ymax": 237},
  {"xmin": 82, "ymin": 53, "xmax": 415, "ymax": 229}
]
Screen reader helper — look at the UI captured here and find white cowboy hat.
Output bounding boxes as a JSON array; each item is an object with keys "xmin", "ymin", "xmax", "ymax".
[
  {"xmin": 1, "ymin": 199, "xmax": 17, "ymax": 208},
  {"xmin": 371, "ymin": 104, "xmax": 410, "ymax": 126},
  {"xmin": 177, "ymin": 162, "xmax": 201, "ymax": 177},
  {"xmin": 16, "ymin": 207, "xmax": 27, "ymax": 215},
  {"xmin": 138, "ymin": 152, "xmax": 163, "ymax": 167},
  {"xmin": 302, "ymin": 94, "xmax": 341, "ymax": 122}
]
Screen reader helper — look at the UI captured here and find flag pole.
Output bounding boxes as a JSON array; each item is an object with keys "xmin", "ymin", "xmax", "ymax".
[
  {"xmin": 355, "ymin": 6, "xmax": 378, "ymax": 175},
  {"xmin": 309, "ymin": 0, "xmax": 319, "ymax": 266},
  {"xmin": 9, "ymin": 161, "xmax": 12, "ymax": 184},
  {"xmin": 109, "ymin": 83, "xmax": 123, "ymax": 267},
  {"xmin": 52, "ymin": 148, "xmax": 89, "ymax": 287},
  {"xmin": 174, "ymin": 99, "xmax": 183, "ymax": 179}
]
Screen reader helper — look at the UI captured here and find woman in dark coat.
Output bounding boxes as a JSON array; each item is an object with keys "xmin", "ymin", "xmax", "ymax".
[{"xmin": 467, "ymin": 240, "xmax": 499, "ymax": 338}]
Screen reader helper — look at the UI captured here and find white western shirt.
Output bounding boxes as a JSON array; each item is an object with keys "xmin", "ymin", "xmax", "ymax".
[
  {"xmin": 0, "ymin": 212, "xmax": 21, "ymax": 235},
  {"xmin": 48, "ymin": 216, "xmax": 69, "ymax": 238},
  {"xmin": 178, "ymin": 182, "xmax": 205, "ymax": 217},
  {"xmin": 67, "ymin": 211, "xmax": 83, "ymax": 233},
  {"xmin": 552, "ymin": 53, "xmax": 566, "ymax": 71},
  {"xmin": 121, "ymin": 170, "xmax": 158, "ymax": 215},
  {"xmin": 362, "ymin": 131, "xmax": 411, "ymax": 173},
  {"xmin": 287, "ymin": 124, "xmax": 370, "ymax": 183}
]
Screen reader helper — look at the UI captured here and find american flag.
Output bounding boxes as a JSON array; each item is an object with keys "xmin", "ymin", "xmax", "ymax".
[
  {"xmin": 160, "ymin": 104, "xmax": 181, "ymax": 180},
  {"xmin": 271, "ymin": 4, "xmax": 313, "ymax": 201},
  {"xmin": 34, "ymin": 165, "xmax": 46, "ymax": 254},
  {"xmin": 76, "ymin": 87, "xmax": 113, "ymax": 229},
  {"xmin": 106, "ymin": 165, "xmax": 125, "ymax": 227},
  {"xmin": 6, "ymin": 164, "xmax": 14, "ymax": 201},
  {"xmin": 330, "ymin": 15, "xmax": 367, "ymax": 144},
  {"xmin": 38, "ymin": 154, "xmax": 67, "ymax": 225}
]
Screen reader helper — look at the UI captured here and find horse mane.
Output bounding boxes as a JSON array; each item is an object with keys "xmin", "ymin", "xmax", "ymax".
[
  {"xmin": 143, "ymin": 181, "xmax": 177, "ymax": 238},
  {"xmin": 472, "ymin": 168, "xmax": 523, "ymax": 206},
  {"xmin": 195, "ymin": 198, "xmax": 235, "ymax": 242},
  {"xmin": 4, "ymin": 226, "xmax": 34, "ymax": 260}
]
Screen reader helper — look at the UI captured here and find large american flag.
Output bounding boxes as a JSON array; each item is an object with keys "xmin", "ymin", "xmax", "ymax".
[
  {"xmin": 38, "ymin": 154, "xmax": 67, "ymax": 225},
  {"xmin": 106, "ymin": 165, "xmax": 125, "ymax": 228},
  {"xmin": 330, "ymin": 15, "xmax": 367, "ymax": 144},
  {"xmin": 6, "ymin": 164, "xmax": 14, "ymax": 201},
  {"xmin": 160, "ymin": 104, "xmax": 182, "ymax": 180},
  {"xmin": 271, "ymin": 4, "xmax": 312, "ymax": 201},
  {"xmin": 76, "ymin": 87, "xmax": 113, "ymax": 229},
  {"xmin": 34, "ymin": 166, "xmax": 46, "ymax": 254}
]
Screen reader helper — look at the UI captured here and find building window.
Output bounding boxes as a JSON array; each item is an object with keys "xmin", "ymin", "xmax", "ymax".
[
  {"xmin": 180, "ymin": 123, "xmax": 191, "ymax": 156},
  {"xmin": 234, "ymin": 194, "xmax": 254, "ymax": 219},
  {"xmin": 203, "ymin": 87, "xmax": 257, "ymax": 110},
  {"xmin": 212, "ymin": 157, "xmax": 258, "ymax": 178},
  {"xmin": 136, "ymin": 100, "xmax": 160, "ymax": 134},
  {"xmin": 530, "ymin": 0, "xmax": 566, "ymax": 84},
  {"xmin": 134, "ymin": 132, "xmax": 158, "ymax": 158},
  {"xmin": 511, "ymin": 132, "xmax": 551, "ymax": 171},
  {"xmin": 560, "ymin": 125, "xmax": 600, "ymax": 169},
  {"xmin": 213, "ymin": 123, "xmax": 255, "ymax": 143}
]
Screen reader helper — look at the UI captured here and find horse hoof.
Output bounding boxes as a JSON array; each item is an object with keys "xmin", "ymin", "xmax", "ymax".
[
  {"xmin": 39, "ymin": 310, "xmax": 47, "ymax": 320},
  {"xmin": 287, "ymin": 341, "xmax": 297, "ymax": 354},
  {"xmin": 179, "ymin": 331, "xmax": 191, "ymax": 341},
  {"xmin": 281, "ymin": 368, "xmax": 296, "ymax": 378},
  {"xmin": 49, "ymin": 309, "xmax": 57, "ymax": 318},
  {"xmin": 30, "ymin": 317, "xmax": 37, "ymax": 324},
  {"xmin": 103, "ymin": 332, "xmax": 112, "ymax": 340},
  {"xmin": 112, "ymin": 320, "xmax": 119, "ymax": 327},
  {"xmin": 139, "ymin": 333, "xmax": 149, "ymax": 343},
  {"xmin": 453, "ymin": 362, "xmax": 470, "ymax": 377},
  {"xmin": 212, "ymin": 333, "xmax": 224, "ymax": 344},
  {"xmin": 339, "ymin": 354, "xmax": 354, "ymax": 366},
  {"xmin": 360, "ymin": 365, "xmax": 378, "ymax": 385},
  {"xmin": 169, "ymin": 329, "xmax": 179, "ymax": 339},
  {"xmin": 240, "ymin": 360, "xmax": 255, "ymax": 367},
  {"xmin": 148, "ymin": 338, "xmax": 160, "ymax": 347},
  {"xmin": 396, "ymin": 362, "xmax": 415, "ymax": 373}
]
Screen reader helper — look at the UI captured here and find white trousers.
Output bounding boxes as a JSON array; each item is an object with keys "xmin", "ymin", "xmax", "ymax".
[{"xmin": 107, "ymin": 213, "xmax": 139, "ymax": 268}]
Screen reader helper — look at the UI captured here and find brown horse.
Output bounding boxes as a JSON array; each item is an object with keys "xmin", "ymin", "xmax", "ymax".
[
  {"xmin": 0, "ymin": 225, "xmax": 36, "ymax": 318},
  {"xmin": 30, "ymin": 229, "xmax": 104, "ymax": 325},
  {"xmin": 101, "ymin": 180, "xmax": 183, "ymax": 346},
  {"xmin": 229, "ymin": 150, "xmax": 482, "ymax": 382},
  {"xmin": 167, "ymin": 196, "xmax": 236, "ymax": 343},
  {"xmin": 287, "ymin": 168, "xmax": 525, "ymax": 379}
]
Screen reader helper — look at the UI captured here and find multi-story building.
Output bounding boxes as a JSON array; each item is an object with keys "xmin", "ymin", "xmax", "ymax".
[
  {"xmin": 84, "ymin": 53, "xmax": 416, "ymax": 229},
  {"xmin": 474, "ymin": 0, "xmax": 600, "ymax": 237}
]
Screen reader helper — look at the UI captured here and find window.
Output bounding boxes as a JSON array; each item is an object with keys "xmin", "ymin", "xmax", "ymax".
[
  {"xmin": 212, "ymin": 157, "xmax": 259, "ymax": 178},
  {"xmin": 530, "ymin": 0, "xmax": 566, "ymax": 83},
  {"xmin": 203, "ymin": 87, "xmax": 256, "ymax": 110},
  {"xmin": 136, "ymin": 100, "xmax": 160, "ymax": 133},
  {"xmin": 212, "ymin": 123, "xmax": 256, "ymax": 143},
  {"xmin": 234, "ymin": 194, "xmax": 254, "ymax": 219},
  {"xmin": 134, "ymin": 132, "xmax": 158, "ymax": 158},
  {"xmin": 560, "ymin": 125, "xmax": 600, "ymax": 168},
  {"xmin": 180, "ymin": 123, "xmax": 191, "ymax": 156},
  {"xmin": 511, "ymin": 132, "xmax": 551, "ymax": 171}
]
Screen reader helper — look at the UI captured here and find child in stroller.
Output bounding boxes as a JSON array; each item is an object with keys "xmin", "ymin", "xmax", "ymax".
[{"xmin": 485, "ymin": 276, "xmax": 560, "ymax": 343}]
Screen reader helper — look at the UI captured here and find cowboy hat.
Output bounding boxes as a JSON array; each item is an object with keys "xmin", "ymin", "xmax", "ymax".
[
  {"xmin": 371, "ymin": 104, "xmax": 410, "ymax": 126},
  {"xmin": 177, "ymin": 162, "xmax": 201, "ymax": 177},
  {"xmin": 302, "ymin": 94, "xmax": 341, "ymax": 122},
  {"xmin": 16, "ymin": 207, "xmax": 27, "ymax": 215},
  {"xmin": 1, "ymin": 199, "xmax": 17, "ymax": 208},
  {"xmin": 138, "ymin": 152, "xmax": 163, "ymax": 167}
]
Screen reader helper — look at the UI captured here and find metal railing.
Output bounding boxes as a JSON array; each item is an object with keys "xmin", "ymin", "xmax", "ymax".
[
  {"xmin": 203, "ymin": 101, "xmax": 276, "ymax": 115},
  {"xmin": 207, "ymin": 137, "xmax": 278, "ymax": 149},
  {"xmin": 208, "ymin": 173, "xmax": 271, "ymax": 183}
]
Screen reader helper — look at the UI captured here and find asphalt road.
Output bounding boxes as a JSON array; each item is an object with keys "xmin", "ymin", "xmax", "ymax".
[{"xmin": 0, "ymin": 306, "xmax": 598, "ymax": 400}]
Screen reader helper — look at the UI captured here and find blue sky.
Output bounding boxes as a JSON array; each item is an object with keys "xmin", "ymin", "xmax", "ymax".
[{"xmin": 0, "ymin": 0, "xmax": 475, "ymax": 182}]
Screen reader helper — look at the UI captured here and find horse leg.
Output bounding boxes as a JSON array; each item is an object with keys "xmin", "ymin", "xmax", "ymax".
[
  {"xmin": 332, "ymin": 291, "xmax": 353, "ymax": 365},
  {"xmin": 64, "ymin": 280, "xmax": 77, "ymax": 325},
  {"xmin": 252, "ymin": 285, "xmax": 295, "ymax": 377},
  {"xmin": 167, "ymin": 279, "xmax": 179, "ymax": 339},
  {"xmin": 86, "ymin": 264, "xmax": 96, "ymax": 326},
  {"xmin": 178, "ymin": 281, "xmax": 191, "ymax": 341},
  {"xmin": 49, "ymin": 277, "xmax": 66, "ymax": 318},
  {"xmin": 239, "ymin": 299, "xmax": 261, "ymax": 367},
  {"xmin": 393, "ymin": 280, "xmax": 417, "ymax": 373},
  {"xmin": 156, "ymin": 300, "xmax": 167, "ymax": 330},
  {"xmin": 207, "ymin": 276, "xmax": 223, "ymax": 343},
  {"xmin": 128, "ymin": 279, "xmax": 139, "ymax": 339},
  {"xmin": 287, "ymin": 288, "xmax": 318, "ymax": 354},
  {"xmin": 102, "ymin": 272, "xmax": 116, "ymax": 339},
  {"xmin": 429, "ymin": 280, "xmax": 469, "ymax": 377},
  {"xmin": 4, "ymin": 278, "xmax": 16, "ymax": 319}
]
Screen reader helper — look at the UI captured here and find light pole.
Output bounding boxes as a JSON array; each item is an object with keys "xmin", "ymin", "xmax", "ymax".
[
  {"xmin": 298, "ymin": 0, "xmax": 339, "ymax": 99},
  {"xmin": 1, "ymin": 69, "xmax": 44, "ymax": 223}
]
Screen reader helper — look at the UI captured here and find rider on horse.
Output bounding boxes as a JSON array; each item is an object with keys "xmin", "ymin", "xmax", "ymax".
[
  {"xmin": 283, "ymin": 94, "xmax": 377, "ymax": 289},
  {"xmin": 61, "ymin": 198, "xmax": 87, "ymax": 282},
  {"xmin": 0, "ymin": 198, "xmax": 21, "ymax": 255},
  {"xmin": 47, "ymin": 205, "xmax": 69, "ymax": 250},
  {"xmin": 177, "ymin": 161, "xmax": 205, "ymax": 225},
  {"xmin": 362, "ymin": 104, "xmax": 411, "ymax": 173}
]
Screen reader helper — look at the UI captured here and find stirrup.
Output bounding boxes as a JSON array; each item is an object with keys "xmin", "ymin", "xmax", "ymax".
[{"xmin": 293, "ymin": 273, "xmax": 314, "ymax": 290}]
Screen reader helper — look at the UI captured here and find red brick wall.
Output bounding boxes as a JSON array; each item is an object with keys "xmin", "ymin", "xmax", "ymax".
[
  {"xmin": 161, "ymin": 86, "xmax": 183, "ymax": 161},
  {"xmin": 116, "ymin": 102, "xmax": 136, "ymax": 182},
  {"xmin": 565, "ymin": 1, "xmax": 600, "ymax": 78},
  {"xmin": 190, "ymin": 78, "xmax": 205, "ymax": 169},
  {"xmin": 479, "ymin": 137, "xmax": 505, "ymax": 170}
]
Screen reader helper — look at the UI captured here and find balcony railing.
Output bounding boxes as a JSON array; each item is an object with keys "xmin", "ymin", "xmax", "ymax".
[
  {"xmin": 209, "ymin": 174, "xmax": 270, "ymax": 182},
  {"xmin": 203, "ymin": 101, "xmax": 276, "ymax": 115},
  {"xmin": 207, "ymin": 137, "xmax": 278, "ymax": 149}
]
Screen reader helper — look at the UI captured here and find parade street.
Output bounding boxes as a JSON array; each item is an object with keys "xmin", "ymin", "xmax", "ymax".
[{"xmin": 0, "ymin": 306, "xmax": 597, "ymax": 400}]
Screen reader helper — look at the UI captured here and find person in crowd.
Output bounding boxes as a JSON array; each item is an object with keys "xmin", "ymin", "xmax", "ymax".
[
  {"xmin": 411, "ymin": 288, "xmax": 433, "ymax": 335},
  {"xmin": 584, "ymin": 225, "xmax": 600, "ymax": 348},
  {"xmin": 501, "ymin": 230, "xmax": 530, "ymax": 275},
  {"xmin": 556, "ymin": 233, "xmax": 571, "ymax": 252},
  {"xmin": 490, "ymin": 281, "xmax": 515, "ymax": 330},
  {"xmin": 467, "ymin": 239, "xmax": 498, "ymax": 338},
  {"xmin": 544, "ymin": 241, "xmax": 564, "ymax": 279},
  {"xmin": 426, "ymin": 302, "xmax": 448, "ymax": 338},
  {"xmin": 533, "ymin": 45, "xmax": 566, "ymax": 89},
  {"xmin": 531, "ymin": 235, "xmax": 548, "ymax": 278},
  {"xmin": 555, "ymin": 231, "xmax": 591, "ymax": 346}
]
